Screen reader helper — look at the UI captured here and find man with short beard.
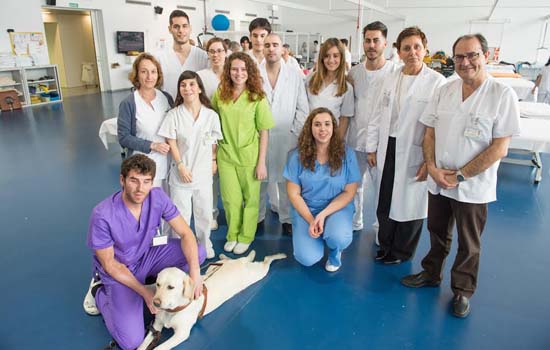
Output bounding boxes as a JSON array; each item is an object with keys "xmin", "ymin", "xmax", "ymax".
[
  {"xmin": 155, "ymin": 10, "xmax": 208, "ymax": 99},
  {"xmin": 258, "ymin": 33, "xmax": 309, "ymax": 235},
  {"xmin": 345, "ymin": 21, "xmax": 397, "ymax": 237}
]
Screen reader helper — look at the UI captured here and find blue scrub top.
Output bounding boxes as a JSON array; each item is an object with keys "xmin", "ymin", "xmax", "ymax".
[{"xmin": 283, "ymin": 146, "xmax": 361, "ymax": 212}]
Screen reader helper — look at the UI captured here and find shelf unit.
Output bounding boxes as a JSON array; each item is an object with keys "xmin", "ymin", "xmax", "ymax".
[
  {"xmin": 0, "ymin": 67, "xmax": 27, "ymax": 106},
  {"xmin": 0, "ymin": 64, "xmax": 62, "ymax": 108},
  {"xmin": 24, "ymin": 65, "xmax": 62, "ymax": 106}
]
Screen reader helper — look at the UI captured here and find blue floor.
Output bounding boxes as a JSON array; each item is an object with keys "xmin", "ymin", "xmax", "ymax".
[{"xmin": 1, "ymin": 92, "xmax": 549, "ymax": 350}]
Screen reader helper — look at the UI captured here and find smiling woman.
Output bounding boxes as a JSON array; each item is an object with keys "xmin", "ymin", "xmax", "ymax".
[
  {"xmin": 284, "ymin": 107, "xmax": 360, "ymax": 272},
  {"xmin": 305, "ymin": 38, "xmax": 354, "ymax": 140},
  {"xmin": 117, "ymin": 53, "xmax": 175, "ymax": 188},
  {"xmin": 211, "ymin": 52, "xmax": 275, "ymax": 255}
]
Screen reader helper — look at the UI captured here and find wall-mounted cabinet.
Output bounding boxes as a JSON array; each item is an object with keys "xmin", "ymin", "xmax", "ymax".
[{"xmin": 0, "ymin": 64, "xmax": 62, "ymax": 107}]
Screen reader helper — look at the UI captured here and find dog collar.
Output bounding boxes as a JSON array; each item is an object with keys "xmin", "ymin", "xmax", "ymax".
[{"xmin": 165, "ymin": 284, "xmax": 208, "ymax": 319}]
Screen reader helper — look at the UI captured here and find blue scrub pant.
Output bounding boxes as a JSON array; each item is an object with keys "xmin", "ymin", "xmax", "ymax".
[
  {"xmin": 292, "ymin": 204, "xmax": 354, "ymax": 267},
  {"xmin": 94, "ymin": 240, "xmax": 206, "ymax": 350}
]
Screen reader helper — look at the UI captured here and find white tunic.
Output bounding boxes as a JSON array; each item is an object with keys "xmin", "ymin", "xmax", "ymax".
[
  {"xmin": 155, "ymin": 46, "xmax": 209, "ymax": 99},
  {"xmin": 420, "ymin": 77, "xmax": 520, "ymax": 204},
  {"xmin": 347, "ymin": 61, "xmax": 396, "ymax": 152},
  {"xmin": 197, "ymin": 68, "xmax": 220, "ymax": 99},
  {"xmin": 369, "ymin": 64, "xmax": 446, "ymax": 221},
  {"xmin": 133, "ymin": 89, "xmax": 171, "ymax": 180},
  {"xmin": 247, "ymin": 51, "xmax": 265, "ymax": 66},
  {"xmin": 286, "ymin": 56, "xmax": 304, "ymax": 77},
  {"xmin": 305, "ymin": 75, "xmax": 354, "ymax": 123},
  {"xmin": 260, "ymin": 61, "xmax": 310, "ymax": 182},
  {"xmin": 158, "ymin": 105, "xmax": 223, "ymax": 189}
]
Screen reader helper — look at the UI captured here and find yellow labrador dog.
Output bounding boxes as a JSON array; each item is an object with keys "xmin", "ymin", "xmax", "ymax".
[{"xmin": 137, "ymin": 251, "xmax": 286, "ymax": 350}]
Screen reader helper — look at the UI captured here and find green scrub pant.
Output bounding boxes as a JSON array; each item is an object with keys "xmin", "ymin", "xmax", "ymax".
[{"xmin": 218, "ymin": 159, "xmax": 261, "ymax": 244}]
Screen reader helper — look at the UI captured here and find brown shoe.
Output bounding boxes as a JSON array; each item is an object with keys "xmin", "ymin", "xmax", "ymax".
[{"xmin": 401, "ymin": 271, "xmax": 440, "ymax": 288}]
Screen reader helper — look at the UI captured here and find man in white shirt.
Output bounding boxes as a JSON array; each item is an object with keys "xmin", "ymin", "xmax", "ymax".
[
  {"xmin": 248, "ymin": 17, "xmax": 271, "ymax": 65},
  {"xmin": 155, "ymin": 10, "xmax": 208, "ymax": 99},
  {"xmin": 340, "ymin": 38, "xmax": 352, "ymax": 71},
  {"xmin": 346, "ymin": 21, "xmax": 396, "ymax": 234},
  {"xmin": 258, "ymin": 33, "xmax": 310, "ymax": 235},
  {"xmin": 401, "ymin": 34, "xmax": 520, "ymax": 318}
]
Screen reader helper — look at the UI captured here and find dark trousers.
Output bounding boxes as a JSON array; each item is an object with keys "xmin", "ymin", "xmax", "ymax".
[
  {"xmin": 421, "ymin": 193, "xmax": 488, "ymax": 298},
  {"xmin": 376, "ymin": 137, "xmax": 423, "ymax": 260}
]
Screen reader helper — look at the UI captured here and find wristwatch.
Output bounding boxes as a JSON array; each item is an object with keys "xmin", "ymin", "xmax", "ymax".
[{"xmin": 456, "ymin": 170, "xmax": 466, "ymax": 183}]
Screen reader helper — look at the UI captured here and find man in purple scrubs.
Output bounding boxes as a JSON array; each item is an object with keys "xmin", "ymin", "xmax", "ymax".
[{"xmin": 83, "ymin": 154, "xmax": 205, "ymax": 350}]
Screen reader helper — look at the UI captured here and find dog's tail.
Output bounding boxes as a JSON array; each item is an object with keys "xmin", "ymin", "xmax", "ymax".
[{"xmin": 263, "ymin": 253, "xmax": 287, "ymax": 266}]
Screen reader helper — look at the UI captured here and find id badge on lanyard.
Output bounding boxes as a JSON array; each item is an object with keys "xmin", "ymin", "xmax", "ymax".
[{"xmin": 152, "ymin": 226, "xmax": 168, "ymax": 246}]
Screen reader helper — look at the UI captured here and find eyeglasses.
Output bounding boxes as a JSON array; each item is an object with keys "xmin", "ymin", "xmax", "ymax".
[
  {"xmin": 453, "ymin": 52, "xmax": 481, "ymax": 63},
  {"xmin": 208, "ymin": 49, "xmax": 225, "ymax": 55}
]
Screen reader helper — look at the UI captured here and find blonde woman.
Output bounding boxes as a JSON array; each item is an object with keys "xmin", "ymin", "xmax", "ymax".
[{"xmin": 305, "ymin": 38, "xmax": 354, "ymax": 140}]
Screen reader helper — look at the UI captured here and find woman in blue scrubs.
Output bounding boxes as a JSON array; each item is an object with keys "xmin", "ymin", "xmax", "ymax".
[{"xmin": 284, "ymin": 107, "xmax": 361, "ymax": 272}]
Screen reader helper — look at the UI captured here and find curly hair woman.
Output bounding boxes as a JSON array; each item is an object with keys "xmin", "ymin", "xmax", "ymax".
[
  {"xmin": 284, "ymin": 107, "xmax": 361, "ymax": 272},
  {"xmin": 211, "ymin": 52, "xmax": 274, "ymax": 255}
]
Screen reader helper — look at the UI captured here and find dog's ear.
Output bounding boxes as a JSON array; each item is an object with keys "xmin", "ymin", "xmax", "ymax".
[{"xmin": 182, "ymin": 274, "xmax": 195, "ymax": 301}]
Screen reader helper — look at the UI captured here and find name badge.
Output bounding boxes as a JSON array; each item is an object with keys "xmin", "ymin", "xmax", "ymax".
[
  {"xmin": 152, "ymin": 227, "xmax": 168, "ymax": 246},
  {"xmin": 464, "ymin": 127, "xmax": 481, "ymax": 138}
]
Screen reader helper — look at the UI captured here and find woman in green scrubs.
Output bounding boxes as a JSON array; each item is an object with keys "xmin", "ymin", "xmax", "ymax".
[{"xmin": 211, "ymin": 52, "xmax": 274, "ymax": 255}]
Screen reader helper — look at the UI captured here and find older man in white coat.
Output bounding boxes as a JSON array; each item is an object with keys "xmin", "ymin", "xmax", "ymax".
[
  {"xmin": 401, "ymin": 34, "xmax": 520, "ymax": 318},
  {"xmin": 346, "ymin": 21, "xmax": 397, "ymax": 235},
  {"xmin": 258, "ymin": 33, "xmax": 310, "ymax": 235},
  {"xmin": 368, "ymin": 27, "xmax": 446, "ymax": 265}
]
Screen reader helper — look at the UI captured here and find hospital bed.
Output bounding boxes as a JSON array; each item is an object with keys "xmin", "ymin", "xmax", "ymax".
[
  {"xmin": 504, "ymin": 102, "xmax": 550, "ymax": 183},
  {"xmin": 98, "ymin": 117, "xmax": 126, "ymax": 158}
]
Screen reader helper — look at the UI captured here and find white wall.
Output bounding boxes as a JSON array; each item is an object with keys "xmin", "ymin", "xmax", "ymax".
[
  {"xmin": 51, "ymin": 0, "xmax": 277, "ymax": 91},
  {"xmin": 0, "ymin": 0, "xmax": 46, "ymax": 53},
  {"xmin": 2, "ymin": 0, "xmax": 549, "ymax": 92}
]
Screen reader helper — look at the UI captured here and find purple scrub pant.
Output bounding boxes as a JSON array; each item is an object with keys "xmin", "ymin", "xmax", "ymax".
[{"xmin": 94, "ymin": 239, "xmax": 206, "ymax": 350}]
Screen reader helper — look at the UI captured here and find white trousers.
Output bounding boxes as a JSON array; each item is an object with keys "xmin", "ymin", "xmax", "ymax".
[
  {"xmin": 258, "ymin": 182, "xmax": 291, "ymax": 224},
  {"xmin": 170, "ymin": 184, "xmax": 213, "ymax": 249},
  {"xmin": 353, "ymin": 151, "xmax": 379, "ymax": 230}
]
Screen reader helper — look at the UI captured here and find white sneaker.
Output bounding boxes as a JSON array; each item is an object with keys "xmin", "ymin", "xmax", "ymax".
[
  {"xmin": 224, "ymin": 240, "xmax": 237, "ymax": 252},
  {"xmin": 233, "ymin": 242, "xmax": 250, "ymax": 255},
  {"xmin": 206, "ymin": 246, "xmax": 215, "ymax": 259},
  {"xmin": 325, "ymin": 260, "xmax": 341, "ymax": 272},
  {"xmin": 211, "ymin": 219, "xmax": 218, "ymax": 230},
  {"xmin": 83, "ymin": 278, "xmax": 102, "ymax": 316}
]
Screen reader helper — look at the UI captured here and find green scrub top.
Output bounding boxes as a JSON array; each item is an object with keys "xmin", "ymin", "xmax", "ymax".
[{"xmin": 212, "ymin": 90, "xmax": 275, "ymax": 167}]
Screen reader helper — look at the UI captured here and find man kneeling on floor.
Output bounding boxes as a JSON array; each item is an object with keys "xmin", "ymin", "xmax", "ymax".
[{"xmin": 83, "ymin": 154, "xmax": 205, "ymax": 350}]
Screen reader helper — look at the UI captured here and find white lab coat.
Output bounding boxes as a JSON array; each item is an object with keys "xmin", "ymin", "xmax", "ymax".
[
  {"xmin": 305, "ymin": 75, "xmax": 355, "ymax": 123},
  {"xmin": 158, "ymin": 105, "xmax": 223, "ymax": 243},
  {"xmin": 155, "ymin": 46, "xmax": 209, "ymax": 99},
  {"xmin": 197, "ymin": 68, "xmax": 220, "ymax": 100},
  {"xmin": 260, "ymin": 60, "xmax": 309, "ymax": 182},
  {"xmin": 369, "ymin": 64, "xmax": 446, "ymax": 221}
]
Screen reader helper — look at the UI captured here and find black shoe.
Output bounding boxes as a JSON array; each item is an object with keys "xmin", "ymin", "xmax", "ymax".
[
  {"xmin": 374, "ymin": 249, "xmax": 387, "ymax": 261},
  {"xmin": 282, "ymin": 223, "xmax": 292, "ymax": 236},
  {"xmin": 401, "ymin": 271, "xmax": 440, "ymax": 288},
  {"xmin": 382, "ymin": 253, "xmax": 402, "ymax": 265},
  {"xmin": 452, "ymin": 295, "xmax": 470, "ymax": 318}
]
